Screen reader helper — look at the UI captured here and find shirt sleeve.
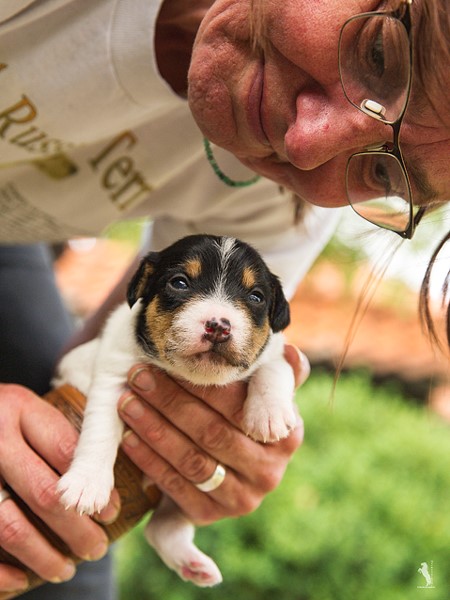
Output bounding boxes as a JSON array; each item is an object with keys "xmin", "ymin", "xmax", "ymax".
[{"xmin": 0, "ymin": 1, "xmax": 40, "ymax": 23}]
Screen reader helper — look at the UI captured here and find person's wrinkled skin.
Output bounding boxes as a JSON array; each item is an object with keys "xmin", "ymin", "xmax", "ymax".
[{"xmin": 188, "ymin": 0, "xmax": 450, "ymax": 209}]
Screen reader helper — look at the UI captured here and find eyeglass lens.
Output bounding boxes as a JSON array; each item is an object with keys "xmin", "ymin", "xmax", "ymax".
[
  {"xmin": 346, "ymin": 153, "xmax": 411, "ymax": 231},
  {"xmin": 339, "ymin": 14, "xmax": 410, "ymax": 123},
  {"xmin": 339, "ymin": 13, "xmax": 413, "ymax": 232}
]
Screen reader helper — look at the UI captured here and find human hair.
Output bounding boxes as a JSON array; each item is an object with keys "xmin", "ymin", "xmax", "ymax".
[
  {"xmin": 413, "ymin": 0, "xmax": 450, "ymax": 349},
  {"xmin": 249, "ymin": 0, "xmax": 267, "ymax": 53},
  {"xmin": 412, "ymin": 0, "xmax": 450, "ymax": 126},
  {"xmin": 419, "ymin": 230, "xmax": 450, "ymax": 351}
]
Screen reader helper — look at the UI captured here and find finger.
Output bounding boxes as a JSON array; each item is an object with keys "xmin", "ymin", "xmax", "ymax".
[
  {"xmin": 0, "ymin": 493, "xmax": 76, "ymax": 583},
  {"xmin": 126, "ymin": 367, "xmax": 303, "ymax": 479},
  {"xmin": 126, "ymin": 366, "xmax": 304, "ymax": 492},
  {"xmin": 119, "ymin": 390, "xmax": 245, "ymax": 503},
  {"xmin": 128, "ymin": 355, "xmax": 304, "ymax": 429},
  {"xmin": 121, "ymin": 378, "xmax": 267, "ymax": 478},
  {"xmin": 120, "ymin": 427, "xmax": 255, "ymax": 523},
  {"xmin": 19, "ymin": 392, "xmax": 79, "ymax": 476},
  {"xmin": 18, "ymin": 392, "xmax": 121, "ymax": 525},
  {"xmin": 283, "ymin": 344, "xmax": 311, "ymax": 387},
  {"xmin": 128, "ymin": 365, "xmax": 247, "ymax": 425},
  {"xmin": 93, "ymin": 488, "xmax": 121, "ymax": 525},
  {"xmin": 118, "ymin": 385, "xmax": 263, "ymax": 518},
  {"xmin": 121, "ymin": 377, "xmax": 304, "ymax": 523},
  {"xmin": 119, "ymin": 393, "xmax": 219, "ymax": 485},
  {"xmin": 0, "ymin": 424, "xmax": 109, "ymax": 562},
  {"xmin": 121, "ymin": 386, "xmax": 303, "ymax": 506},
  {"xmin": 2, "ymin": 452, "xmax": 109, "ymax": 562},
  {"xmin": 0, "ymin": 564, "xmax": 29, "ymax": 595}
]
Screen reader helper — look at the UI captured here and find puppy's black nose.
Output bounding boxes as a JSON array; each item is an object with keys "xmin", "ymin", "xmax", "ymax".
[{"xmin": 204, "ymin": 318, "xmax": 231, "ymax": 343}]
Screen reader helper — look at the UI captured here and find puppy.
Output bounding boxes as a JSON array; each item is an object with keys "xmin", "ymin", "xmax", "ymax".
[{"xmin": 55, "ymin": 234, "xmax": 297, "ymax": 586}]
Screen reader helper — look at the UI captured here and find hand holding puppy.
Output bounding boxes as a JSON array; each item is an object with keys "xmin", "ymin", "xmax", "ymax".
[
  {"xmin": 0, "ymin": 384, "xmax": 119, "ymax": 595},
  {"xmin": 120, "ymin": 345, "xmax": 307, "ymax": 525}
]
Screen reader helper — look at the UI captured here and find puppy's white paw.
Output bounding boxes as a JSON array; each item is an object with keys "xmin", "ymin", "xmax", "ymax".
[
  {"xmin": 145, "ymin": 508, "xmax": 223, "ymax": 587},
  {"xmin": 57, "ymin": 468, "xmax": 114, "ymax": 515},
  {"xmin": 175, "ymin": 548, "xmax": 223, "ymax": 587},
  {"xmin": 243, "ymin": 397, "xmax": 297, "ymax": 443}
]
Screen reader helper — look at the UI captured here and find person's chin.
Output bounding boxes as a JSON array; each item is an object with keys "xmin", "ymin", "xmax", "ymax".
[{"xmin": 239, "ymin": 156, "xmax": 298, "ymax": 190}]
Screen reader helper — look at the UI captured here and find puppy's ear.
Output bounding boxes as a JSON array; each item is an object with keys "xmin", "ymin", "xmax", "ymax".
[
  {"xmin": 269, "ymin": 274, "xmax": 290, "ymax": 333},
  {"xmin": 127, "ymin": 252, "xmax": 160, "ymax": 307}
]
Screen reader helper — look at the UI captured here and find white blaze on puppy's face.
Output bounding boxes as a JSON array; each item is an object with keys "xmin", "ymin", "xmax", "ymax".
[{"xmin": 212, "ymin": 236, "xmax": 237, "ymax": 297}]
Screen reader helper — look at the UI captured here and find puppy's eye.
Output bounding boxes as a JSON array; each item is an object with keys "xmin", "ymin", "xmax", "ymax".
[
  {"xmin": 248, "ymin": 289, "xmax": 265, "ymax": 304},
  {"xmin": 168, "ymin": 276, "xmax": 190, "ymax": 291}
]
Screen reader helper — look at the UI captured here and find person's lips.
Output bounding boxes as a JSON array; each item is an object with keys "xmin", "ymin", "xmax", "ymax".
[{"xmin": 246, "ymin": 66, "xmax": 270, "ymax": 146}]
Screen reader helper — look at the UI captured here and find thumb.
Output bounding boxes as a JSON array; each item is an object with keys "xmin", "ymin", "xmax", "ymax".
[{"xmin": 284, "ymin": 344, "xmax": 311, "ymax": 387}]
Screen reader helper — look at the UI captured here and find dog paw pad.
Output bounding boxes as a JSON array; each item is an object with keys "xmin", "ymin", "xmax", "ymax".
[{"xmin": 179, "ymin": 558, "xmax": 222, "ymax": 587}]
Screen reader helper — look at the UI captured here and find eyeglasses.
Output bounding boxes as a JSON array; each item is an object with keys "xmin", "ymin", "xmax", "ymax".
[{"xmin": 338, "ymin": 0, "xmax": 426, "ymax": 239}]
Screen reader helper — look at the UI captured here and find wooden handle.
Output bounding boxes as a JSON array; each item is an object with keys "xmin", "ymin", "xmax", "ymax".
[{"xmin": 0, "ymin": 385, "xmax": 161, "ymax": 599}]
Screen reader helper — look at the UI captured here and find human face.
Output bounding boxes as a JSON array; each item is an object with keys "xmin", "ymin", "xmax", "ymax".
[{"xmin": 188, "ymin": 0, "xmax": 450, "ymax": 209}]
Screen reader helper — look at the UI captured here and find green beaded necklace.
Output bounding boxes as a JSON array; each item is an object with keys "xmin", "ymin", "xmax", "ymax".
[{"xmin": 203, "ymin": 138, "xmax": 261, "ymax": 188}]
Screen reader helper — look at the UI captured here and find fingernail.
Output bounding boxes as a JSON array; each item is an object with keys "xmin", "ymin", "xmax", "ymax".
[
  {"xmin": 142, "ymin": 475, "xmax": 155, "ymax": 490},
  {"xmin": 122, "ymin": 429, "xmax": 140, "ymax": 448},
  {"xmin": 97, "ymin": 499, "xmax": 121, "ymax": 525},
  {"xmin": 129, "ymin": 368, "xmax": 155, "ymax": 392},
  {"xmin": 120, "ymin": 395, "xmax": 145, "ymax": 419},
  {"xmin": 287, "ymin": 344, "xmax": 311, "ymax": 387},
  {"xmin": 51, "ymin": 560, "xmax": 76, "ymax": 583},
  {"xmin": 297, "ymin": 350, "xmax": 311, "ymax": 386},
  {"xmin": 84, "ymin": 539, "xmax": 108, "ymax": 562}
]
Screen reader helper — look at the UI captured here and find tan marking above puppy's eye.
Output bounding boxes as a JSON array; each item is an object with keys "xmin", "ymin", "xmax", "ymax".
[
  {"xmin": 184, "ymin": 258, "xmax": 202, "ymax": 279},
  {"xmin": 242, "ymin": 266, "xmax": 256, "ymax": 289}
]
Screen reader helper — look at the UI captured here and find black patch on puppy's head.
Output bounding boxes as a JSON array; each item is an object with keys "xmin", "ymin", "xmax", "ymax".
[
  {"xmin": 268, "ymin": 273, "xmax": 291, "ymax": 333},
  {"xmin": 127, "ymin": 251, "xmax": 160, "ymax": 308}
]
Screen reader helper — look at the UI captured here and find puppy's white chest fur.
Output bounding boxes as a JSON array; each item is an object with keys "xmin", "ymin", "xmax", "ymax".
[{"xmin": 55, "ymin": 234, "xmax": 297, "ymax": 587}]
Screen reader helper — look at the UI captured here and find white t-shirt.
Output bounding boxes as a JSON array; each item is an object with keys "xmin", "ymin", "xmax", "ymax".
[{"xmin": 0, "ymin": 0, "xmax": 341, "ymax": 297}]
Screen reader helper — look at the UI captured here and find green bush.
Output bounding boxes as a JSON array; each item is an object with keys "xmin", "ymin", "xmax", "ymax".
[{"xmin": 115, "ymin": 372, "xmax": 450, "ymax": 600}]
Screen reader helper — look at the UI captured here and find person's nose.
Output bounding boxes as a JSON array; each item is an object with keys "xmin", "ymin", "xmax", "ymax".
[{"xmin": 283, "ymin": 85, "xmax": 388, "ymax": 170}]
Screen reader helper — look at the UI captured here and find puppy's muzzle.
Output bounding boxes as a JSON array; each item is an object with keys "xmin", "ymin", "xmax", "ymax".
[{"xmin": 203, "ymin": 318, "xmax": 231, "ymax": 344}]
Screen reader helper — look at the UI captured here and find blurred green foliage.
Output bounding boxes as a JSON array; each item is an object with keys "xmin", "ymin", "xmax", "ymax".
[
  {"xmin": 115, "ymin": 372, "xmax": 450, "ymax": 600},
  {"xmin": 103, "ymin": 218, "xmax": 148, "ymax": 246}
]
